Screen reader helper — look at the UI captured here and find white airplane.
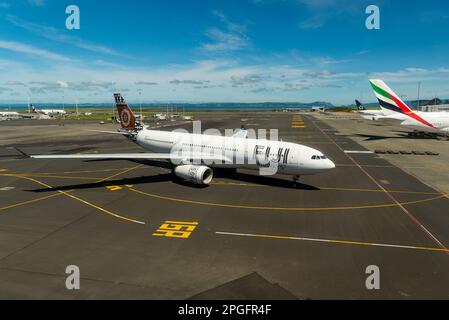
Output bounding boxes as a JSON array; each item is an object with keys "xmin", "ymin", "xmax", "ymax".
[
  {"xmin": 355, "ymin": 99, "xmax": 389, "ymax": 120},
  {"xmin": 30, "ymin": 93, "xmax": 335, "ymax": 185},
  {"xmin": 369, "ymin": 79, "xmax": 449, "ymax": 136},
  {"xmin": 0, "ymin": 111, "xmax": 20, "ymax": 118},
  {"xmin": 154, "ymin": 113, "xmax": 167, "ymax": 121},
  {"xmin": 32, "ymin": 105, "xmax": 66, "ymax": 116}
]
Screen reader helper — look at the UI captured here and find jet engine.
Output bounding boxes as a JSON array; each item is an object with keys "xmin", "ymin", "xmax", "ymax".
[{"xmin": 174, "ymin": 165, "xmax": 214, "ymax": 185}]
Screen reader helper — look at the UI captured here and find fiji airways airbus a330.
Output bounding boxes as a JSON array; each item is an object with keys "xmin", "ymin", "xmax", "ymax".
[{"xmin": 31, "ymin": 94, "xmax": 335, "ymax": 186}]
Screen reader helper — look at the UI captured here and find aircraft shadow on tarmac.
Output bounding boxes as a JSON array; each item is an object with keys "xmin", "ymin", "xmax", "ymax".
[
  {"xmin": 355, "ymin": 131, "xmax": 435, "ymax": 141},
  {"xmin": 27, "ymin": 159, "xmax": 320, "ymax": 193}
]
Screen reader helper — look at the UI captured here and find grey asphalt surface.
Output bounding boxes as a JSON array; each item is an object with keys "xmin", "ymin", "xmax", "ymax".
[{"xmin": 0, "ymin": 113, "xmax": 448, "ymax": 299}]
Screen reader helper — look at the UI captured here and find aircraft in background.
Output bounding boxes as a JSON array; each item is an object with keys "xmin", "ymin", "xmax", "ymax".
[
  {"xmin": 355, "ymin": 99, "xmax": 387, "ymax": 120},
  {"xmin": 369, "ymin": 79, "xmax": 449, "ymax": 138},
  {"xmin": 30, "ymin": 93, "xmax": 335, "ymax": 186},
  {"xmin": 0, "ymin": 111, "xmax": 20, "ymax": 119},
  {"xmin": 154, "ymin": 113, "xmax": 167, "ymax": 121},
  {"xmin": 32, "ymin": 105, "xmax": 66, "ymax": 116}
]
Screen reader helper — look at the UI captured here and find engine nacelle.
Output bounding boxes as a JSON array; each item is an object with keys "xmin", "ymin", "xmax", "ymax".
[{"xmin": 174, "ymin": 165, "xmax": 214, "ymax": 185}]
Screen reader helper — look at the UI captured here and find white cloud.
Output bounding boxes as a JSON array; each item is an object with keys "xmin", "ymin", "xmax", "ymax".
[
  {"xmin": 2, "ymin": 51, "xmax": 449, "ymax": 104},
  {"xmin": 7, "ymin": 15, "xmax": 122, "ymax": 56},
  {"xmin": 135, "ymin": 81, "xmax": 159, "ymax": 86},
  {"xmin": 202, "ymin": 28, "xmax": 249, "ymax": 52},
  {"xmin": 0, "ymin": 39, "xmax": 70, "ymax": 61},
  {"xmin": 201, "ymin": 12, "xmax": 250, "ymax": 52}
]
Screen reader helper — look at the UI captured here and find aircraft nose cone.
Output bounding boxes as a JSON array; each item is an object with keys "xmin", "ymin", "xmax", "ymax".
[{"xmin": 324, "ymin": 160, "xmax": 336, "ymax": 170}]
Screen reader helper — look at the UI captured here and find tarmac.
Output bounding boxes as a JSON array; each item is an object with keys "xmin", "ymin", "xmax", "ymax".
[{"xmin": 0, "ymin": 112, "xmax": 448, "ymax": 299}]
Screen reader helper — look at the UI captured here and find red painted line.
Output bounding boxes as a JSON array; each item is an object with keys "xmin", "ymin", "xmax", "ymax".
[{"xmin": 313, "ymin": 121, "xmax": 449, "ymax": 254}]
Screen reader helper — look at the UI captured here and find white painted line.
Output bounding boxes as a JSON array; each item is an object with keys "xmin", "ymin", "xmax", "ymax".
[
  {"xmin": 344, "ymin": 151, "xmax": 374, "ymax": 154},
  {"xmin": 215, "ymin": 231, "xmax": 449, "ymax": 253}
]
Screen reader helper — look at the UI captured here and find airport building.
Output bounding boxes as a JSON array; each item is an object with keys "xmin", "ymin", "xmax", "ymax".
[{"xmin": 418, "ymin": 104, "xmax": 449, "ymax": 112}]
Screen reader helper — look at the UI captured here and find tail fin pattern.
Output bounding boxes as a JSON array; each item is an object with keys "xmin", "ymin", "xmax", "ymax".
[
  {"xmin": 355, "ymin": 100, "xmax": 365, "ymax": 110},
  {"xmin": 369, "ymin": 80, "xmax": 434, "ymax": 128},
  {"xmin": 369, "ymin": 79, "xmax": 413, "ymax": 114},
  {"xmin": 114, "ymin": 93, "xmax": 136, "ymax": 130}
]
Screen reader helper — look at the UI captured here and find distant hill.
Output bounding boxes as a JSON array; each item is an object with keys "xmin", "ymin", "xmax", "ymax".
[
  {"xmin": 0, "ymin": 101, "xmax": 336, "ymax": 111},
  {"xmin": 349, "ymin": 98, "xmax": 449, "ymax": 109}
]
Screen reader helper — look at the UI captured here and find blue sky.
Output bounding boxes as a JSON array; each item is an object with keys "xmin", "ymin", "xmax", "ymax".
[{"xmin": 1, "ymin": 0, "xmax": 449, "ymax": 104}]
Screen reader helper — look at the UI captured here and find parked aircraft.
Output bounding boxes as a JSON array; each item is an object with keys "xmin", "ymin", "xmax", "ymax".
[
  {"xmin": 369, "ymin": 79, "xmax": 449, "ymax": 137},
  {"xmin": 30, "ymin": 94, "xmax": 336, "ymax": 185},
  {"xmin": 32, "ymin": 105, "xmax": 66, "ymax": 116}
]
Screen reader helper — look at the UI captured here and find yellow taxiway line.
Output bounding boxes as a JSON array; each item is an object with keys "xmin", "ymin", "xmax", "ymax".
[
  {"xmin": 0, "ymin": 164, "xmax": 146, "ymax": 225},
  {"xmin": 129, "ymin": 186, "xmax": 446, "ymax": 212},
  {"xmin": 211, "ymin": 180, "xmax": 444, "ymax": 195},
  {"xmin": 0, "ymin": 192, "xmax": 64, "ymax": 213},
  {"xmin": 19, "ymin": 175, "xmax": 145, "ymax": 225},
  {"xmin": 216, "ymin": 231, "xmax": 449, "ymax": 254}
]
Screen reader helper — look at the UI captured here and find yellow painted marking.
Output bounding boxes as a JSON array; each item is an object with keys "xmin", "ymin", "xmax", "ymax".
[
  {"xmin": 130, "ymin": 187, "xmax": 447, "ymax": 212},
  {"xmin": 153, "ymin": 221, "xmax": 198, "ymax": 239},
  {"xmin": 106, "ymin": 185, "xmax": 123, "ymax": 191},
  {"xmin": 19, "ymin": 176, "xmax": 145, "ymax": 225},
  {"xmin": 3, "ymin": 173, "xmax": 99, "ymax": 181},
  {"xmin": 292, "ymin": 126, "xmax": 305, "ymax": 129},
  {"xmin": 0, "ymin": 164, "xmax": 143, "ymax": 216},
  {"xmin": 210, "ymin": 180, "xmax": 443, "ymax": 195},
  {"xmin": 32, "ymin": 167, "xmax": 140, "ymax": 175},
  {"xmin": 216, "ymin": 232, "xmax": 449, "ymax": 254},
  {"xmin": 165, "ymin": 220, "xmax": 198, "ymax": 225},
  {"xmin": 0, "ymin": 193, "xmax": 64, "ymax": 213},
  {"xmin": 96, "ymin": 164, "xmax": 144, "ymax": 183},
  {"xmin": 0, "ymin": 169, "xmax": 8, "ymax": 172}
]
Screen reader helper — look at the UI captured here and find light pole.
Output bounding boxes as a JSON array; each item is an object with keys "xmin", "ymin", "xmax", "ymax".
[
  {"xmin": 138, "ymin": 88, "xmax": 143, "ymax": 125},
  {"xmin": 417, "ymin": 81, "xmax": 421, "ymax": 110}
]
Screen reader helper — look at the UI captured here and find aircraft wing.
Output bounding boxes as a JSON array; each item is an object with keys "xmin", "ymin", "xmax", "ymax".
[
  {"xmin": 31, "ymin": 153, "xmax": 231, "ymax": 162},
  {"xmin": 84, "ymin": 130, "xmax": 131, "ymax": 135}
]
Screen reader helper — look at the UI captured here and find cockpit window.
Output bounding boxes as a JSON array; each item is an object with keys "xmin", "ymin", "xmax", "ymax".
[
  {"xmin": 320, "ymin": 156, "xmax": 327, "ymax": 160},
  {"xmin": 312, "ymin": 155, "xmax": 317, "ymax": 160}
]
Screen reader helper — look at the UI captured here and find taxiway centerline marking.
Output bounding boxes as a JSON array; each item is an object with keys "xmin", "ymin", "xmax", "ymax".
[
  {"xmin": 2, "ymin": 164, "xmax": 146, "ymax": 224},
  {"xmin": 129, "ymin": 187, "xmax": 446, "ymax": 212},
  {"xmin": 96, "ymin": 164, "xmax": 144, "ymax": 183},
  {"xmin": 211, "ymin": 181, "xmax": 445, "ymax": 195},
  {"xmin": 3, "ymin": 173, "xmax": 99, "ymax": 180},
  {"xmin": 215, "ymin": 231, "xmax": 449, "ymax": 254},
  {"xmin": 0, "ymin": 192, "xmax": 64, "ymax": 213},
  {"xmin": 19, "ymin": 176, "xmax": 145, "ymax": 225}
]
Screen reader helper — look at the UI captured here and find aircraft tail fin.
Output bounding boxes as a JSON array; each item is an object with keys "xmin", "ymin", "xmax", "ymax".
[
  {"xmin": 355, "ymin": 100, "xmax": 365, "ymax": 110},
  {"xmin": 114, "ymin": 93, "xmax": 136, "ymax": 130},
  {"xmin": 369, "ymin": 79, "xmax": 413, "ymax": 114}
]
